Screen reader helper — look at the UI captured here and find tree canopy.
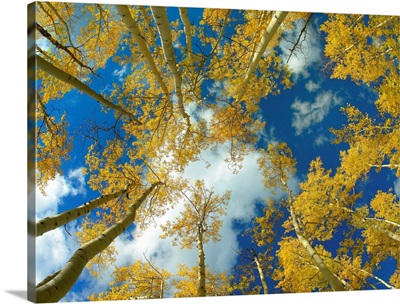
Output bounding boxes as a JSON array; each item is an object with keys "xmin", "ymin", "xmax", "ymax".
[{"xmin": 31, "ymin": 2, "xmax": 399, "ymax": 303}]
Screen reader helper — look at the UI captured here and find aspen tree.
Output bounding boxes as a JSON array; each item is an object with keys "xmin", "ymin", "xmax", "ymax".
[
  {"xmin": 160, "ymin": 179, "xmax": 230, "ymax": 297},
  {"xmin": 151, "ymin": 6, "xmax": 191, "ymax": 126},
  {"xmin": 257, "ymin": 143, "xmax": 346, "ymax": 291}
]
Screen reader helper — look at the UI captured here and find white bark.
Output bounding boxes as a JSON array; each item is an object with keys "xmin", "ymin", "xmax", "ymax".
[
  {"xmin": 36, "ymin": 56, "xmax": 141, "ymax": 125},
  {"xmin": 36, "ymin": 182, "xmax": 162, "ymax": 303},
  {"xmin": 36, "ymin": 184, "xmax": 134, "ymax": 236},
  {"xmin": 251, "ymin": 249, "xmax": 268, "ymax": 294},
  {"xmin": 290, "ymin": 206, "xmax": 346, "ymax": 291},
  {"xmin": 338, "ymin": 204, "xmax": 400, "ymax": 243},
  {"xmin": 197, "ymin": 226, "xmax": 206, "ymax": 297},
  {"xmin": 138, "ymin": 6, "xmax": 162, "ymax": 55},
  {"xmin": 236, "ymin": 11, "xmax": 288, "ymax": 101},
  {"xmin": 360, "ymin": 269, "xmax": 395, "ymax": 289},
  {"xmin": 151, "ymin": 6, "xmax": 191, "ymax": 126},
  {"xmin": 178, "ymin": 7, "xmax": 193, "ymax": 63},
  {"xmin": 116, "ymin": 5, "xmax": 170, "ymax": 98}
]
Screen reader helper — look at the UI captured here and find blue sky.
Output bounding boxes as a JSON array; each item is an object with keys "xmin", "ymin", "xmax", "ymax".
[{"xmin": 1, "ymin": 1, "xmax": 399, "ymax": 304}]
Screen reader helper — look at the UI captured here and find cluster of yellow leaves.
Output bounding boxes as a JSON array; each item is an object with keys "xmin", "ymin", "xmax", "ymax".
[
  {"xmin": 321, "ymin": 14, "xmax": 399, "ymax": 85},
  {"xmin": 75, "ymin": 216, "xmax": 117, "ymax": 277},
  {"xmin": 273, "ymin": 237, "xmax": 329, "ymax": 293},
  {"xmin": 89, "ymin": 260, "xmax": 171, "ymax": 300},
  {"xmin": 253, "ymin": 199, "xmax": 284, "ymax": 247},
  {"xmin": 293, "ymin": 157, "xmax": 360, "ymax": 241},
  {"xmin": 390, "ymin": 270, "xmax": 400, "ymax": 289},
  {"xmin": 85, "ymin": 139, "xmax": 126, "ymax": 191},
  {"xmin": 370, "ymin": 191, "xmax": 400, "ymax": 224},
  {"xmin": 360, "ymin": 191, "xmax": 400, "ymax": 270},
  {"xmin": 36, "ymin": 111, "xmax": 72, "ymax": 194},
  {"xmin": 76, "ymin": 4, "xmax": 124, "ymax": 73},
  {"xmin": 172, "ymin": 264, "xmax": 232, "ymax": 297},
  {"xmin": 331, "ymin": 254, "xmax": 368, "ymax": 290},
  {"xmin": 200, "ymin": 8, "xmax": 231, "ymax": 28},
  {"xmin": 257, "ymin": 142, "xmax": 297, "ymax": 193},
  {"xmin": 332, "ymin": 105, "xmax": 400, "ymax": 178},
  {"xmin": 160, "ymin": 179, "xmax": 230, "ymax": 249}
]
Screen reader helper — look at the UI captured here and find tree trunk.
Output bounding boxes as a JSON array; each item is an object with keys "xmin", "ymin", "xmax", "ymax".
[
  {"xmin": 159, "ymin": 279, "xmax": 164, "ymax": 298},
  {"xmin": 115, "ymin": 5, "xmax": 170, "ymax": 98},
  {"xmin": 36, "ymin": 56, "xmax": 141, "ymax": 125},
  {"xmin": 178, "ymin": 7, "xmax": 193, "ymax": 63},
  {"xmin": 290, "ymin": 206, "xmax": 346, "ymax": 291},
  {"xmin": 36, "ymin": 182, "xmax": 162, "ymax": 303},
  {"xmin": 138, "ymin": 6, "xmax": 162, "ymax": 55},
  {"xmin": 250, "ymin": 249, "xmax": 268, "ymax": 294},
  {"xmin": 360, "ymin": 269, "xmax": 395, "ymax": 289},
  {"xmin": 236, "ymin": 11, "xmax": 288, "ymax": 101},
  {"xmin": 36, "ymin": 184, "xmax": 134, "ymax": 236},
  {"xmin": 36, "ymin": 22, "xmax": 95, "ymax": 75},
  {"xmin": 197, "ymin": 226, "xmax": 206, "ymax": 297},
  {"xmin": 151, "ymin": 6, "xmax": 191, "ymax": 126},
  {"xmin": 337, "ymin": 204, "xmax": 400, "ymax": 243}
]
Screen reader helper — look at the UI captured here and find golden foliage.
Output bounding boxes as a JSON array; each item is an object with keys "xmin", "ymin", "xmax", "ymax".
[
  {"xmin": 172, "ymin": 264, "xmax": 232, "ymax": 297},
  {"xmin": 160, "ymin": 179, "xmax": 230, "ymax": 249},
  {"xmin": 34, "ymin": 4, "xmax": 400, "ymax": 299},
  {"xmin": 75, "ymin": 216, "xmax": 117, "ymax": 277},
  {"xmin": 89, "ymin": 260, "xmax": 171, "ymax": 300}
]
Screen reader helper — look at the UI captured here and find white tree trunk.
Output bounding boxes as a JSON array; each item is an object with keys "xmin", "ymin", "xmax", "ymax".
[
  {"xmin": 360, "ymin": 269, "xmax": 395, "ymax": 289},
  {"xmin": 151, "ymin": 6, "xmax": 191, "ymax": 126},
  {"xmin": 178, "ymin": 7, "xmax": 193, "ymax": 63},
  {"xmin": 335, "ymin": 203, "xmax": 400, "ymax": 243},
  {"xmin": 116, "ymin": 5, "xmax": 170, "ymax": 98},
  {"xmin": 36, "ymin": 56, "xmax": 141, "ymax": 125},
  {"xmin": 36, "ymin": 184, "xmax": 134, "ymax": 236},
  {"xmin": 290, "ymin": 206, "xmax": 346, "ymax": 291},
  {"xmin": 251, "ymin": 249, "xmax": 268, "ymax": 294},
  {"xmin": 341, "ymin": 207, "xmax": 400, "ymax": 242},
  {"xmin": 197, "ymin": 226, "xmax": 206, "ymax": 297},
  {"xmin": 236, "ymin": 11, "xmax": 288, "ymax": 101},
  {"xmin": 36, "ymin": 182, "xmax": 162, "ymax": 303},
  {"xmin": 138, "ymin": 6, "xmax": 162, "ymax": 55}
]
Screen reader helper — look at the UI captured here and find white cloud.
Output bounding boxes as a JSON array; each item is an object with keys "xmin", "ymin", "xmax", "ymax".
[
  {"xmin": 291, "ymin": 90, "xmax": 342, "ymax": 135},
  {"xmin": 36, "ymin": 169, "xmax": 85, "ymax": 219},
  {"xmin": 305, "ymin": 80, "xmax": 321, "ymax": 93},
  {"xmin": 36, "ymin": 37, "xmax": 51, "ymax": 52},
  {"xmin": 173, "ymin": 40, "xmax": 182, "ymax": 49},
  {"xmin": 279, "ymin": 19, "xmax": 322, "ymax": 80},
  {"xmin": 35, "ymin": 168, "xmax": 86, "ymax": 284},
  {"xmin": 36, "ymin": 226, "xmax": 81, "ymax": 284},
  {"xmin": 207, "ymin": 80, "xmax": 226, "ymax": 98},
  {"xmin": 314, "ymin": 133, "xmax": 330, "ymax": 147},
  {"xmin": 112, "ymin": 65, "xmax": 127, "ymax": 82},
  {"xmin": 36, "ymin": 168, "xmax": 86, "ymax": 219}
]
